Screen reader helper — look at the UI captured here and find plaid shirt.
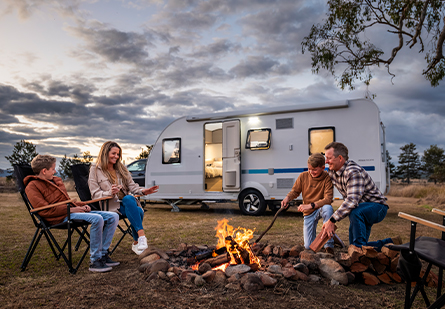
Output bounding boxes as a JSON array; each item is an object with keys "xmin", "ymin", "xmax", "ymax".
[{"xmin": 329, "ymin": 160, "xmax": 387, "ymax": 222}]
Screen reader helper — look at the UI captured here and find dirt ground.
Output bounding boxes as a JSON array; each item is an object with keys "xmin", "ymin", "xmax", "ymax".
[{"xmin": 1, "ymin": 191, "xmax": 443, "ymax": 308}]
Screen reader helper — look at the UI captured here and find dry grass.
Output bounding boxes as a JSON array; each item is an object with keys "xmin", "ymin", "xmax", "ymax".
[{"xmin": 388, "ymin": 183, "xmax": 445, "ymax": 205}]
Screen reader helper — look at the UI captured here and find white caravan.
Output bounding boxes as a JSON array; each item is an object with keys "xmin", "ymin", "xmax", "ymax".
[{"xmin": 145, "ymin": 98, "xmax": 389, "ymax": 216}]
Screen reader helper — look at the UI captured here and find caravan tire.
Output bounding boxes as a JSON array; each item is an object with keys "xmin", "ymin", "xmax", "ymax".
[{"xmin": 239, "ymin": 189, "xmax": 267, "ymax": 216}]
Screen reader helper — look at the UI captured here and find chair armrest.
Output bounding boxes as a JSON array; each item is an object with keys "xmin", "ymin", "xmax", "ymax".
[
  {"xmin": 399, "ymin": 212, "xmax": 445, "ymax": 233},
  {"xmin": 432, "ymin": 208, "xmax": 445, "ymax": 216},
  {"xmin": 84, "ymin": 196, "xmax": 113, "ymax": 204},
  {"xmin": 30, "ymin": 199, "xmax": 76, "ymax": 213}
]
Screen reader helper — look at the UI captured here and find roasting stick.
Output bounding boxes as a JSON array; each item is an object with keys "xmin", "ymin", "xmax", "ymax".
[{"xmin": 254, "ymin": 207, "xmax": 284, "ymax": 244}]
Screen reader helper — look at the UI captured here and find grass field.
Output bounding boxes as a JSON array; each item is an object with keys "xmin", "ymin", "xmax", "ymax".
[{"xmin": 0, "ymin": 181, "xmax": 444, "ymax": 308}]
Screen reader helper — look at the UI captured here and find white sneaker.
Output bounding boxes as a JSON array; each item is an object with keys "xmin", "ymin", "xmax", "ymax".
[
  {"xmin": 137, "ymin": 236, "xmax": 148, "ymax": 252},
  {"xmin": 132, "ymin": 243, "xmax": 142, "ymax": 255}
]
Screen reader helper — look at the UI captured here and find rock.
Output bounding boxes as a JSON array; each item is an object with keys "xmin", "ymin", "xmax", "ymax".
[
  {"xmin": 140, "ymin": 253, "xmax": 161, "ymax": 265},
  {"xmin": 186, "ymin": 273, "xmax": 198, "ymax": 282},
  {"xmin": 213, "ymin": 270, "xmax": 227, "ymax": 285},
  {"xmin": 249, "ymin": 263, "xmax": 259, "ymax": 272},
  {"xmin": 293, "ymin": 263, "xmax": 309, "ymax": 275},
  {"xmin": 262, "ymin": 245, "xmax": 274, "ymax": 255},
  {"xmin": 227, "ymin": 273, "xmax": 241, "ymax": 282},
  {"xmin": 318, "ymin": 258, "xmax": 348, "ymax": 285},
  {"xmin": 145, "ymin": 272, "xmax": 158, "ymax": 282},
  {"xmin": 180, "ymin": 270, "xmax": 195, "ymax": 281},
  {"xmin": 308, "ymin": 274, "xmax": 322, "ymax": 282},
  {"xmin": 138, "ymin": 263, "xmax": 151, "ymax": 273},
  {"xmin": 195, "ymin": 275, "xmax": 206, "ymax": 286},
  {"xmin": 166, "ymin": 272, "xmax": 176, "ymax": 279},
  {"xmin": 316, "ymin": 252, "xmax": 334, "ymax": 259},
  {"xmin": 225, "ymin": 264, "xmax": 251, "ymax": 277},
  {"xmin": 225, "ymin": 282, "xmax": 241, "ymax": 290},
  {"xmin": 289, "ymin": 244, "xmax": 304, "ymax": 257},
  {"xmin": 178, "ymin": 243, "xmax": 188, "ymax": 251},
  {"xmin": 202, "ymin": 270, "xmax": 216, "ymax": 282},
  {"xmin": 267, "ymin": 264, "xmax": 283, "ymax": 274},
  {"xmin": 198, "ymin": 262, "xmax": 212, "ymax": 274},
  {"xmin": 282, "ymin": 267, "xmax": 297, "ymax": 279},
  {"xmin": 139, "ymin": 248, "xmax": 169, "ymax": 261},
  {"xmin": 258, "ymin": 273, "xmax": 277, "ymax": 287},
  {"xmin": 158, "ymin": 271, "xmax": 167, "ymax": 280},
  {"xmin": 145, "ymin": 259, "xmax": 170, "ymax": 276},
  {"xmin": 172, "ymin": 266, "xmax": 182, "ymax": 276},
  {"xmin": 300, "ymin": 250, "xmax": 320, "ymax": 270},
  {"xmin": 346, "ymin": 272, "xmax": 355, "ymax": 284},
  {"xmin": 240, "ymin": 273, "xmax": 264, "ymax": 291},
  {"xmin": 290, "ymin": 270, "xmax": 308, "ymax": 281},
  {"xmin": 331, "ymin": 279, "xmax": 340, "ymax": 285}
]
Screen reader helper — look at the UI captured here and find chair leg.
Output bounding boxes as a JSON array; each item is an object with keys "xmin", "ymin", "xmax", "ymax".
[
  {"xmin": 428, "ymin": 294, "xmax": 445, "ymax": 309},
  {"xmin": 410, "ymin": 263, "xmax": 432, "ymax": 307},
  {"xmin": 405, "ymin": 280, "xmax": 412, "ymax": 309},
  {"xmin": 109, "ymin": 220, "xmax": 133, "ymax": 255},
  {"xmin": 21, "ymin": 228, "xmax": 43, "ymax": 271},
  {"xmin": 438, "ymin": 268, "xmax": 443, "ymax": 300}
]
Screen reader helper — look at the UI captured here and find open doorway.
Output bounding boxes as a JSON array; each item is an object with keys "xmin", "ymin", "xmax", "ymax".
[{"xmin": 204, "ymin": 122, "xmax": 223, "ymax": 192}]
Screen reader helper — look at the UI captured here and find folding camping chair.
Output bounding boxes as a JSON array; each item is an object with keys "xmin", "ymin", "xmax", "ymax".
[
  {"xmin": 70, "ymin": 163, "xmax": 133, "ymax": 255},
  {"xmin": 14, "ymin": 164, "xmax": 91, "ymax": 274},
  {"xmin": 388, "ymin": 209, "xmax": 445, "ymax": 309}
]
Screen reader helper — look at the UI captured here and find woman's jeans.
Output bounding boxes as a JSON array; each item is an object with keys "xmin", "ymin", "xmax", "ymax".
[
  {"xmin": 119, "ymin": 195, "xmax": 144, "ymax": 241},
  {"xmin": 349, "ymin": 202, "xmax": 392, "ymax": 251},
  {"xmin": 303, "ymin": 205, "xmax": 334, "ymax": 249},
  {"xmin": 64, "ymin": 211, "xmax": 119, "ymax": 262}
]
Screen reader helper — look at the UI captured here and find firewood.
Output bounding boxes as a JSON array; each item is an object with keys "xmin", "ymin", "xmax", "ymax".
[
  {"xmin": 348, "ymin": 245, "xmax": 364, "ymax": 264},
  {"xmin": 362, "ymin": 272, "xmax": 380, "ymax": 285},
  {"xmin": 206, "ymin": 253, "xmax": 229, "ymax": 267},
  {"xmin": 390, "ymin": 256, "xmax": 399, "ymax": 272},
  {"xmin": 386, "ymin": 271, "xmax": 402, "ymax": 283},
  {"xmin": 362, "ymin": 246, "xmax": 378, "ymax": 258},
  {"xmin": 350, "ymin": 262, "xmax": 368, "ymax": 273},
  {"xmin": 359, "ymin": 256, "xmax": 372, "ymax": 267},
  {"xmin": 377, "ymin": 273, "xmax": 392, "ymax": 284},
  {"xmin": 376, "ymin": 252, "xmax": 390, "ymax": 266},
  {"xmin": 337, "ymin": 252, "xmax": 352, "ymax": 268},
  {"xmin": 381, "ymin": 246, "xmax": 399, "ymax": 259},
  {"xmin": 371, "ymin": 259, "xmax": 387, "ymax": 275},
  {"xmin": 309, "ymin": 225, "xmax": 337, "ymax": 252}
]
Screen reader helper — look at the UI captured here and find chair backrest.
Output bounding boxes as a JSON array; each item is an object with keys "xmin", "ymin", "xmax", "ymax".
[
  {"xmin": 70, "ymin": 163, "xmax": 100, "ymax": 210},
  {"xmin": 13, "ymin": 164, "xmax": 35, "ymax": 193}
]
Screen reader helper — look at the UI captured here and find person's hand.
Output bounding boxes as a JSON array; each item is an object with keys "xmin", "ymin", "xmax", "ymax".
[
  {"xmin": 142, "ymin": 185, "xmax": 159, "ymax": 195},
  {"xmin": 111, "ymin": 184, "xmax": 120, "ymax": 195},
  {"xmin": 281, "ymin": 197, "xmax": 290, "ymax": 209},
  {"xmin": 71, "ymin": 205, "xmax": 90, "ymax": 213},
  {"xmin": 297, "ymin": 204, "xmax": 311, "ymax": 212},
  {"xmin": 322, "ymin": 220, "xmax": 336, "ymax": 239}
]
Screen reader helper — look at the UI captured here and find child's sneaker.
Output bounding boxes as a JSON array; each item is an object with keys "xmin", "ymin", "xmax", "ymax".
[
  {"xmin": 89, "ymin": 258, "xmax": 112, "ymax": 273},
  {"xmin": 137, "ymin": 236, "xmax": 148, "ymax": 252}
]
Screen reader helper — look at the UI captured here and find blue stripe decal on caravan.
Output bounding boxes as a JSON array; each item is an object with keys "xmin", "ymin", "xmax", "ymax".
[{"xmin": 242, "ymin": 166, "xmax": 375, "ymax": 174}]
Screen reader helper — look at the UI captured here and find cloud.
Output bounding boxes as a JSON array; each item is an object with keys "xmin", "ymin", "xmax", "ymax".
[{"xmin": 229, "ymin": 56, "xmax": 291, "ymax": 78}]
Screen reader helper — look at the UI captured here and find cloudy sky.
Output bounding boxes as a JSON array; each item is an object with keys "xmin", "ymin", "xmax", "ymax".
[{"xmin": 1, "ymin": 0, "xmax": 444, "ymax": 170}]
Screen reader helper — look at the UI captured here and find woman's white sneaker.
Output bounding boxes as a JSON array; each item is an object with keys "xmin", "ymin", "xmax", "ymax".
[
  {"xmin": 132, "ymin": 243, "xmax": 142, "ymax": 255},
  {"xmin": 137, "ymin": 236, "xmax": 148, "ymax": 252}
]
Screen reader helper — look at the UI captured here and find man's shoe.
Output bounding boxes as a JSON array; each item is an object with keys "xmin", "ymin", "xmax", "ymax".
[
  {"xmin": 132, "ymin": 243, "xmax": 142, "ymax": 255},
  {"xmin": 137, "ymin": 236, "xmax": 148, "ymax": 252},
  {"xmin": 391, "ymin": 236, "xmax": 403, "ymax": 245},
  {"xmin": 103, "ymin": 253, "xmax": 120, "ymax": 267},
  {"xmin": 89, "ymin": 258, "xmax": 112, "ymax": 273},
  {"xmin": 325, "ymin": 247, "xmax": 335, "ymax": 255}
]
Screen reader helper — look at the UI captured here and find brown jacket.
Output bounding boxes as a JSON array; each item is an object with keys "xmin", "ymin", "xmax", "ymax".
[
  {"xmin": 88, "ymin": 164, "xmax": 144, "ymax": 212},
  {"xmin": 286, "ymin": 170, "xmax": 333, "ymax": 216},
  {"xmin": 24, "ymin": 175, "xmax": 84, "ymax": 225}
]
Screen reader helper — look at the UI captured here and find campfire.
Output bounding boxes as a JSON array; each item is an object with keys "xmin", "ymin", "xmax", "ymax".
[{"xmin": 191, "ymin": 218, "xmax": 261, "ymax": 272}]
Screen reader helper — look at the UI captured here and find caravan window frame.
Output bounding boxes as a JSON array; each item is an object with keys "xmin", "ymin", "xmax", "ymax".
[
  {"xmin": 308, "ymin": 127, "xmax": 335, "ymax": 155},
  {"xmin": 245, "ymin": 128, "xmax": 272, "ymax": 150},
  {"xmin": 162, "ymin": 138, "xmax": 181, "ymax": 164}
]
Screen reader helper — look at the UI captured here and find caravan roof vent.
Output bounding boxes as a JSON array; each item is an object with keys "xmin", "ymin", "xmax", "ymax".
[{"xmin": 276, "ymin": 118, "xmax": 293, "ymax": 130}]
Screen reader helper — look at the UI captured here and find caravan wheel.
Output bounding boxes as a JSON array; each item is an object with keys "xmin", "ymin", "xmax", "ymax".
[{"xmin": 239, "ymin": 189, "xmax": 267, "ymax": 216}]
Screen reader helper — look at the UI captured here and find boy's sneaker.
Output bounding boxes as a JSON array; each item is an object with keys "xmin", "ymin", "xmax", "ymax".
[
  {"xmin": 103, "ymin": 253, "xmax": 120, "ymax": 267},
  {"xmin": 132, "ymin": 243, "xmax": 142, "ymax": 255},
  {"xmin": 137, "ymin": 236, "xmax": 148, "ymax": 252},
  {"xmin": 89, "ymin": 258, "xmax": 112, "ymax": 273}
]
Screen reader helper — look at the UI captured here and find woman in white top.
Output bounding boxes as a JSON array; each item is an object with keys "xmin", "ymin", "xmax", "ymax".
[{"xmin": 89, "ymin": 141, "xmax": 158, "ymax": 255}]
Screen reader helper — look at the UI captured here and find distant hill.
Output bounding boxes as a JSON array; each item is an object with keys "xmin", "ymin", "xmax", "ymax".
[{"xmin": 0, "ymin": 168, "xmax": 10, "ymax": 177}]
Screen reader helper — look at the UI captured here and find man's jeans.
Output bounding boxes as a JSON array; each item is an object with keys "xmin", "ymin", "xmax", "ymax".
[
  {"xmin": 119, "ymin": 195, "xmax": 144, "ymax": 241},
  {"xmin": 304, "ymin": 205, "xmax": 334, "ymax": 249},
  {"xmin": 64, "ymin": 211, "xmax": 119, "ymax": 262},
  {"xmin": 349, "ymin": 202, "xmax": 392, "ymax": 251}
]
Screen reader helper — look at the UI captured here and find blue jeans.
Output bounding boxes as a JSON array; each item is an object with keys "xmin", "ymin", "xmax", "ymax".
[
  {"xmin": 349, "ymin": 202, "xmax": 392, "ymax": 251},
  {"xmin": 64, "ymin": 211, "xmax": 119, "ymax": 262},
  {"xmin": 119, "ymin": 195, "xmax": 144, "ymax": 241},
  {"xmin": 304, "ymin": 205, "xmax": 334, "ymax": 249}
]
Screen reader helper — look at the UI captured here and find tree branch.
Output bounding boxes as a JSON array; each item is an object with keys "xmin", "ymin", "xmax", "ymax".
[
  {"xmin": 408, "ymin": 0, "xmax": 429, "ymax": 51},
  {"xmin": 423, "ymin": 18, "xmax": 445, "ymax": 74}
]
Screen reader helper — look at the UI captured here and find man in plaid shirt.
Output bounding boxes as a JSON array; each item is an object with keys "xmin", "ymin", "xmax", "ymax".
[{"xmin": 321, "ymin": 142, "xmax": 396, "ymax": 251}]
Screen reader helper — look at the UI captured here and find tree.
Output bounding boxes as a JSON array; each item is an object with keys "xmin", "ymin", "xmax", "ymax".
[
  {"xmin": 431, "ymin": 163, "xmax": 445, "ymax": 183},
  {"xmin": 421, "ymin": 144, "xmax": 445, "ymax": 184},
  {"xmin": 301, "ymin": 0, "xmax": 445, "ymax": 90},
  {"xmin": 397, "ymin": 142, "xmax": 421, "ymax": 184},
  {"xmin": 386, "ymin": 150, "xmax": 397, "ymax": 178},
  {"xmin": 5, "ymin": 140, "xmax": 38, "ymax": 166},
  {"xmin": 136, "ymin": 145, "xmax": 153, "ymax": 159},
  {"xmin": 58, "ymin": 151, "xmax": 94, "ymax": 180}
]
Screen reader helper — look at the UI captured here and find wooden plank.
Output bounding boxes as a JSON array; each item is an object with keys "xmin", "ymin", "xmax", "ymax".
[
  {"xmin": 432, "ymin": 208, "xmax": 445, "ymax": 216},
  {"xmin": 309, "ymin": 225, "xmax": 337, "ymax": 252},
  {"xmin": 30, "ymin": 199, "xmax": 75, "ymax": 213},
  {"xmin": 398, "ymin": 212, "xmax": 445, "ymax": 233}
]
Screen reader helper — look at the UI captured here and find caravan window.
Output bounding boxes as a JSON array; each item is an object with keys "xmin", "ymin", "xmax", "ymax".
[
  {"xmin": 246, "ymin": 129, "xmax": 271, "ymax": 150},
  {"xmin": 162, "ymin": 138, "xmax": 181, "ymax": 164},
  {"xmin": 308, "ymin": 127, "xmax": 335, "ymax": 155}
]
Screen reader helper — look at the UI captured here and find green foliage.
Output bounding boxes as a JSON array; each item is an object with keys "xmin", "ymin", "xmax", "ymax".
[
  {"xmin": 421, "ymin": 144, "xmax": 445, "ymax": 183},
  {"xmin": 5, "ymin": 140, "xmax": 38, "ymax": 166},
  {"xmin": 397, "ymin": 143, "xmax": 421, "ymax": 184},
  {"xmin": 58, "ymin": 151, "xmax": 93, "ymax": 180},
  {"xmin": 302, "ymin": 0, "xmax": 445, "ymax": 90},
  {"xmin": 136, "ymin": 145, "xmax": 153, "ymax": 159},
  {"xmin": 432, "ymin": 163, "xmax": 445, "ymax": 183},
  {"xmin": 386, "ymin": 150, "xmax": 397, "ymax": 179}
]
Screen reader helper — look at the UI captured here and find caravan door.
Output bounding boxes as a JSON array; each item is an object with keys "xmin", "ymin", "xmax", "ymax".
[{"xmin": 222, "ymin": 120, "xmax": 240, "ymax": 192}]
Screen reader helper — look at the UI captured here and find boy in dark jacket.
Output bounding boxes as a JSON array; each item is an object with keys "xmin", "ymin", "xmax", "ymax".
[{"xmin": 25, "ymin": 154, "xmax": 120, "ymax": 272}]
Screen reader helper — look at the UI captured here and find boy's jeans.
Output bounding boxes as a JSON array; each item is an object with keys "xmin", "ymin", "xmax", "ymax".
[
  {"xmin": 303, "ymin": 204, "xmax": 334, "ymax": 249},
  {"xmin": 349, "ymin": 202, "xmax": 392, "ymax": 251},
  {"xmin": 64, "ymin": 211, "xmax": 119, "ymax": 262}
]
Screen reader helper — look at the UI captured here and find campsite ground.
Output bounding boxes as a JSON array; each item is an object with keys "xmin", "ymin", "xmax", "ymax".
[{"xmin": 0, "ymin": 182, "xmax": 444, "ymax": 308}]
